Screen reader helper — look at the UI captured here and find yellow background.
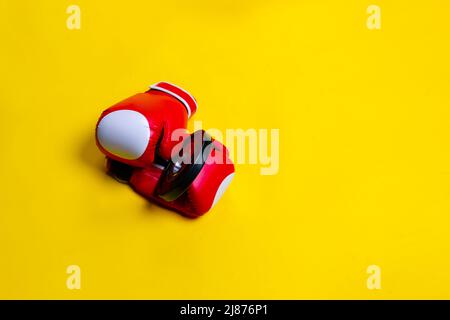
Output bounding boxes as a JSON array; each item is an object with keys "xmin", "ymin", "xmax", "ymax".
[{"xmin": 1, "ymin": 0, "xmax": 449, "ymax": 299}]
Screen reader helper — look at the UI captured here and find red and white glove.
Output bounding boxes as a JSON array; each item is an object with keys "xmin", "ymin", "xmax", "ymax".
[
  {"xmin": 95, "ymin": 82, "xmax": 197, "ymax": 167},
  {"xmin": 107, "ymin": 131, "xmax": 235, "ymax": 218}
]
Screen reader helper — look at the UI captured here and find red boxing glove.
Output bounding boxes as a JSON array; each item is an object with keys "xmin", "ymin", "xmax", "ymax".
[
  {"xmin": 96, "ymin": 82, "xmax": 197, "ymax": 167},
  {"xmin": 107, "ymin": 131, "xmax": 235, "ymax": 218}
]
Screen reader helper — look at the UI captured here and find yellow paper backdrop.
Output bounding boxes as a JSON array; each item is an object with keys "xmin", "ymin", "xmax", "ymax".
[{"xmin": 1, "ymin": 0, "xmax": 449, "ymax": 299}]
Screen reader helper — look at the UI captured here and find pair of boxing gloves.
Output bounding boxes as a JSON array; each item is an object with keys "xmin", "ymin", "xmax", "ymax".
[{"xmin": 95, "ymin": 82, "xmax": 235, "ymax": 218}]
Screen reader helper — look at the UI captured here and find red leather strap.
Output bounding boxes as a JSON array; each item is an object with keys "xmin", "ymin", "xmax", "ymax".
[{"xmin": 149, "ymin": 82, "xmax": 197, "ymax": 118}]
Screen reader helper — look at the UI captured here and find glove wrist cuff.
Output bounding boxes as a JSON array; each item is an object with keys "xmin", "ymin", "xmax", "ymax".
[{"xmin": 149, "ymin": 81, "xmax": 197, "ymax": 118}]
